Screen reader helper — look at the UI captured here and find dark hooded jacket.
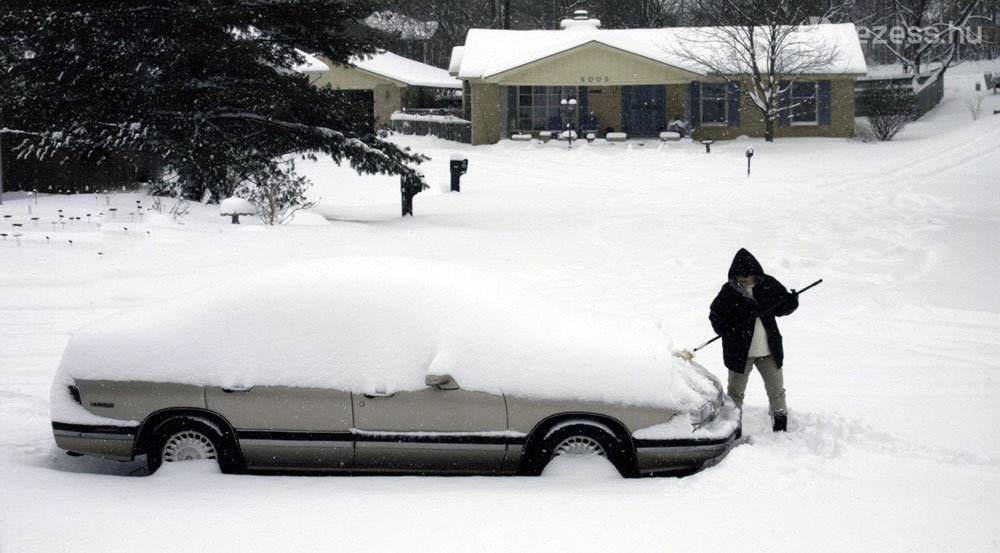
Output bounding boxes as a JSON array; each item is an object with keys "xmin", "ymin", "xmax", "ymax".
[{"xmin": 709, "ymin": 249, "xmax": 798, "ymax": 373}]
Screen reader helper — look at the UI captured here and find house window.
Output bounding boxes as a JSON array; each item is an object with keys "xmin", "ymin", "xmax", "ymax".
[
  {"xmin": 517, "ymin": 86, "xmax": 578, "ymax": 131},
  {"xmin": 791, "ymin": 81, "xmax": 818, "ymax": 124},
  {"xmin": 700, "ymin": 82, "xmax": 728, "ymax": 125}
]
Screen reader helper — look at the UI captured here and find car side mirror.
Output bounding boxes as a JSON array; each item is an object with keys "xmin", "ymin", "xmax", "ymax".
[{"xmin": 425, "ymin": 374, "xmax": 459, "ymax": 390}]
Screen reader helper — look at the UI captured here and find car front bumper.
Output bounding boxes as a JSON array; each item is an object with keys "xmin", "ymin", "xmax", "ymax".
[
  {"xmin": 632, "ymin": 399, "xmax": 742, "ymax": 476},
  {"xmin": 632, "ymin": 424, "xmax": 741, "ymax": 475}
]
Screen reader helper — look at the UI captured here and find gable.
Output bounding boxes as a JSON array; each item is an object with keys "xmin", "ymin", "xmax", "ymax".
[
  {"xmin": 483, "ymin": 41, "xmax": 702, "ymax": 86},
  {"xmin": 311, "ymin": 59, "xmax": 405, "ymax": 91}
]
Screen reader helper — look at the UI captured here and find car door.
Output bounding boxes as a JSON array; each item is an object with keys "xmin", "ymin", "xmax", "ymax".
[
  {"xmin": 352, "ymin": 384, "xmax": 508, "ymax": 473},
  {"xmin": 206, "ymin": 385, "xmax": 354, "ymax": 471}
]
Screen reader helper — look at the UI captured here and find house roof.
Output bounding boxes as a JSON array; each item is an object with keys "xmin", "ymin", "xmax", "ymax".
[
  {"xmin": 454, "ymin": 23, "xmax": 867, "ymax": 80},
  {"xmin": 292, "ymin": 49, "xmax": 330, "ymax": 74},
  {"xmin": 350, "ymin": 50, "xmax": 461, "ymax": 89}
]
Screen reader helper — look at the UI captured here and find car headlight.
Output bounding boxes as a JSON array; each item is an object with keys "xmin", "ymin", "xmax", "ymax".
[
  {"xmin": 683, "ymin": 360, "xmax": 724, "ymax": 430},
  {"xmin": 691, "ymin": 399, "xmax": 718, "ymax": 430}
]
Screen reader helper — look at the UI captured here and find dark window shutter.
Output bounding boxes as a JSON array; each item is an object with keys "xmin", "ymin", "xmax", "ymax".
[
  {"xmin": 727, "ymin": 81, "xmax": 741, "ymax": 126},
  {"xmin": 578, "ymin": 86, "xmax": 589, "ymax": 129},
  {"xmin": 689, "ymin": 81, "xmax": 701, "ymax": 127},
  {"xmin": 818, "ymin": 80, "xmax": 832, "ymax": 125},
  {"xmin": 507, "ymin": 86, "xmax": 518, "ymax": 132},
  {"xmin": 778, "ymin": 80, "xmax": 791, "ymax": 126}
]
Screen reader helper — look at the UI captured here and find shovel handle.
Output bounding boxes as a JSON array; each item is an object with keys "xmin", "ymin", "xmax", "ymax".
[{"xmin": 692, "ymin": 278, "xmax": 823, "ymax": 354}]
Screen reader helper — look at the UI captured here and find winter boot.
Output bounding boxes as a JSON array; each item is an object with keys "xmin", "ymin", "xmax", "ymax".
[{"xmin": 771, "ymin": 411, "xmax": 787, "ymax": 432}]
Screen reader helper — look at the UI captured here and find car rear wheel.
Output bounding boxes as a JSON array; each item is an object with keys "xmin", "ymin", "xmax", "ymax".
[
  {"xmin": 162, "ymin": 429, "xmax": 218, "ymax": 463},
  {"xmin": 145, "ymin": 417, "xmax": 240, "ymax": 475}
]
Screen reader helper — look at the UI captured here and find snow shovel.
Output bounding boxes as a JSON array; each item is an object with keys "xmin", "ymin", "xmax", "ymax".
[{"xmin": 674, "ymin": 279, "xmax": 823, "ymax": 361}]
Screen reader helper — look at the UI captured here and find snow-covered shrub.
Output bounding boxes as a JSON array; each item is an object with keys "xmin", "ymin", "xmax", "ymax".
[
  {"xmin": 852, "ymin": 118, "xmax": 879, "ymax": 143},
  {"xmin": 965, "ymin": 92, "xmax": 984, "ymax": 120},
  {"xmin": 148, "ymin": 175, "xmax": 191, "ymax": 223},
  {"xmin": 858, "ymin": 85, "xmax": 917, "ymax": 141},
  {"xmin": 237, "ymin": 163, "xmax": 316, "ymax": 225}
]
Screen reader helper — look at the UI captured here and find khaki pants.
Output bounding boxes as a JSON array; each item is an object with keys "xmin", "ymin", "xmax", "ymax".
[{"xmin": 727, "ymin": 355, "xmax": 787, "ymax": 414}]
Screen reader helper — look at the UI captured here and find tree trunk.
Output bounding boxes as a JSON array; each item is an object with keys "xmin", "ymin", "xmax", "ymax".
[{"xmin": 764, "ymin": 118, "xmax": 775, "ymax": 142}]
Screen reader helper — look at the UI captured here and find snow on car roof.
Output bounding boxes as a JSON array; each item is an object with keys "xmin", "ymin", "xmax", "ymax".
[{"xmin": 57, "ymin": 257, "xmax": 703, "ymax": 410}]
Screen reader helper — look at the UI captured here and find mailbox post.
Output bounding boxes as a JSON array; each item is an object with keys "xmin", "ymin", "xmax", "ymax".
[
  {"xmin": 746, "ymin": 147, "xmax": 755, "ymax": 177},
  {"xmin": 401, "ymin": 173, "xmax": 428, "ymax": 216},
  {"xmin": 450, "ymin": 155, "xmax": 468, "ymax": 192}
]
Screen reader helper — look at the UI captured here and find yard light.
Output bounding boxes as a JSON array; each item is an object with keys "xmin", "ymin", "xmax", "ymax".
[
  {"xmin": 746, "ymin": 147, "xmax": 755, "ymax": 177},
  {"xmin": 560, "ymin": 98, "xmax": 578, "ymax": 149}
]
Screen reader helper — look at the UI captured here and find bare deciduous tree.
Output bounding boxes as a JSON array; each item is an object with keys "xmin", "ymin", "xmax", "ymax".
[
  {"xmin": 670, "ymin": 0, "xmax": 842, "ymax": 141},
  {"xmin": 876, "ymin": 0, "xmax": 983, "ymax": 90}
]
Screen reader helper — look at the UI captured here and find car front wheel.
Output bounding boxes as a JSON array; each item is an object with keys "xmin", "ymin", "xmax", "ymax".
[{"xmin": 533, "ymin": 423, "xmax": 635, "ymax": 477}]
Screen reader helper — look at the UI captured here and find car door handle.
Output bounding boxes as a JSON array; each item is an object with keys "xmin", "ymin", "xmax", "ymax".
[
  {"xmin": 363, "ymin": 392, "xmax": 395, "ymax": 398},
  {"xmin": 222, "ymin": 386, "xmax": 254, "ymax": 393}
]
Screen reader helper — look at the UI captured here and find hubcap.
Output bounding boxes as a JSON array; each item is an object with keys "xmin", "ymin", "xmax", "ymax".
[
  {"xmin": 553, "ymin": 436, "xmax": 606, "ymax": 458},
  {"xmin": 162, "ymin": 430, "xmax": 217, "ymax": 463}
]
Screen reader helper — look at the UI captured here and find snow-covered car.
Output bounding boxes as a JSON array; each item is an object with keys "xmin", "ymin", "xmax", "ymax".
[{"xmin": 51, "ymin": 258, "xmax": 740, "ymax": 477}]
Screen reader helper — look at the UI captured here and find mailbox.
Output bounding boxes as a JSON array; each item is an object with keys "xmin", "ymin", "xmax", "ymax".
[{"xmin": 450, "ymin": 155, "xmax": 469, "ymax": 192}]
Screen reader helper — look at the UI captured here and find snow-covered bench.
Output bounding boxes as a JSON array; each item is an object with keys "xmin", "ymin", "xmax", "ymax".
[
  {"xmin": 606, "ymin": 132, "xmax": 627, "ymax": 143},
  {"xmin": 659, "ymin": 131, "xmax": 681, "ymax": 141},
  {"xmin": 510, "ymin": 133, "xmax": 532, "ymax": 141}
]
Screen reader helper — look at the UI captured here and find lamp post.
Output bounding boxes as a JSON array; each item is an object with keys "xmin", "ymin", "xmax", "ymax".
[
  {"xmin": 745, "ymin": 146, "xmax": 755, "ymax": 177},
  {"xmin": 560, "ymin": 98, "xmax": 578, "ymax": 149}
]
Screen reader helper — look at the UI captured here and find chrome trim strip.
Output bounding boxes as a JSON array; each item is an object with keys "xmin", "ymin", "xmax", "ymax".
[
  {"xmin": 54, "ymin": 429, "xmax": 135, "ymax": 441},
  {"xmin": 635, "ymin": 443, "xmax": 730, "ymax": 455},
  {"xmin": 240, "ymin": 439, "xmax": 353, "ymax": 448},
  {"xmin": 356, "ymin": 442, "xmax": 506, "ymax": 451}
]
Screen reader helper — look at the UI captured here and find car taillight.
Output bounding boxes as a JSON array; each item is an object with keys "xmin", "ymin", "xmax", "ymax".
[{"xmin": 68, "ymin": 385, "xmax": 82, "ymax": 405}]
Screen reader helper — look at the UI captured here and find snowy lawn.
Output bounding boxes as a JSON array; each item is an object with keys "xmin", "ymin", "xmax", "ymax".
[{"xmin": 2, "ymin": 64, "xmax": 999, "ymax": 552}]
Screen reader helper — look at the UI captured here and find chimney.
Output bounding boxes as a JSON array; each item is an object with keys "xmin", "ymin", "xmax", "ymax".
[{"xmin": 560, "ymin": 10, "xmax": 601, "ymax": 30}]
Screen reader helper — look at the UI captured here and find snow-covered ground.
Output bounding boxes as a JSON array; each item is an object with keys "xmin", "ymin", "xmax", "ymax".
[{"xmin": 2, "ymin": 63, "xmax": 999, "ymax": 552}]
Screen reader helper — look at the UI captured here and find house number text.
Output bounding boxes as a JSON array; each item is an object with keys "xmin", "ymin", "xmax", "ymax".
[{"xmin": 580, "ymin": 76, "xmax": 610, "ymax": 83}]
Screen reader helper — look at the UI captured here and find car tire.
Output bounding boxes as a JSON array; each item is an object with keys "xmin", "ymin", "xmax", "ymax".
[
  {"xmin": 532, "ymin": 423, "xmax": 635, "ymax": 478},
  {"xmin": 145, "ymin": 416, "xmax": 241, "ymax": 475}
]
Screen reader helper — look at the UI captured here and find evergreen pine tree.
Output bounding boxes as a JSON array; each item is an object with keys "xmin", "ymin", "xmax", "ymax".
[{"xmin": 0, "ymin": 0, "xmax": 426, "ymax": 201}]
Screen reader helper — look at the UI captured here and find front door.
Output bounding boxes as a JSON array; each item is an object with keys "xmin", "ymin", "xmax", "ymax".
[
  {"xmin": 622, "ymin": 85, "xmax": 666, "ymax": 137},
  {"xmin": 352, "ymin": 387, "xmax": 508, "ymax": 473}
]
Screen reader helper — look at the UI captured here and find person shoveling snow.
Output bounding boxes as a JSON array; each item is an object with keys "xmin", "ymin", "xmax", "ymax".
[{"xmin": 708, "ymin": 249, "xmax": 800, "ymax": 432}]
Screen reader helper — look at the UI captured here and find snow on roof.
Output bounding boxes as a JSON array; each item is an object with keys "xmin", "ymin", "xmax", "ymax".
[
  {"xmin": 456, "ymin": 23, "xmax": 867, "ymax": 80},
  {"xmin": 351, "ymin": 50, "xmax": 461, "ymax": 89},
  {"xmin": 448, "ymin": 46, "xmax": 464, "ymax": 76},
  {"xmin": 292, "ymin": 49, "xmax": 329, "ymax": 74},
  {"xmin": 364, "ymin": 10, "xmax": 439, "ymax": 40},
  {"xmin": 56, "ymin": 257, "xmax": 709, "ymax": 411}
]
